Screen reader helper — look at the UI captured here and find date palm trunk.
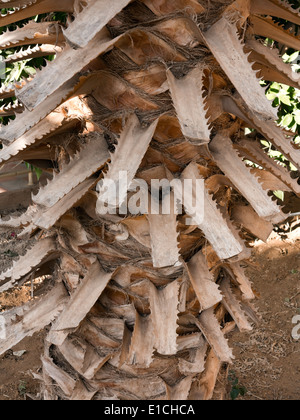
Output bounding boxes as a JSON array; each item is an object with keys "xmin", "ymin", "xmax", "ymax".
[{"xmin": 0, "ymin": 0, "xmax": 299, "ymax": 400}]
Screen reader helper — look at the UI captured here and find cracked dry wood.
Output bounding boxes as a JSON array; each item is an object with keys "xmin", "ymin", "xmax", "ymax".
[
  {"xmin": 246, "ymin": 39, "xmax": 300, "ymax": 91},
  {"xmin": 250, "ymin": 15, "xmax": 300, "ymax": 52},
  {"xmin": 178, "ymin": 336, "xmax": 208, "ymax": 375},
  {"xmin": 186, "ymin": 250, "xmax": 222, "ymax": 311},
  {"xmin": 63, "ymin": 0, "xmax": 131, "ymax": 49},
  {"xmin": 0, "ymin": 283, "xmax": 68, "ymax": 355},
  {"xmin": 180, "ymin": 162, "xmax": 246, "ymax": 261},
  {"xmin": 0, "ymin": 77, "xmax": 79, "ymax": 144},
  {"xmin": 147, "ymin": 191, "xmax": 181, "ymax": 268},
  {"xmin": 165, "ymin": 376, "xmax": 194, "ymax": 400},
  {"xmin": 58, "ymin": 337, "xmax": 113, "ymax": 381},
  {"xmin": 0, "ymin": 0, "xmax": 76, "ymax": 27},
  {"xmin": 220, "ymin": 277, "xmax": 253, "ymax": 332},
  {"xmin": 148, "ymin": 280, "xmax": 180, "ymax": 356},
  {"xmin": 141, "ymin": 0, "xmax": 205, "ymax": 15},
  {"xmin": 209, "ymin": 134, "xmax": 283, "ymax": 223},
  {"xmin": 236, "ymin": 138, "xmax": 300, "ymax": 195},
  {"xmin": 97, "ymin": 115, "xmax": 158, "ymax": 213},
  {"xmin": 49, "ymin": 261, "xmax": 112, "ymax": 345},
  {"xmin": 194, "ymin": 309, "xmax": 234, "ymax": 364},
  {"xmin": 2, "ymin": 0, "xmax": 299, "ymax": 401},
  {"xmin": 125, "ymin": 311, "xmax": 154, "ymax": 368},
  {"xmin": 167, "ymin": 65, "xmax": 211, "ymax": 144},
  {"xmin": 42, "ymin": 355, "xmax": 76, "ymax": 398},
  {"xmin": 33, "ymin": 133, "xmax": 109, "ymax": 208},
  {"xmin": 225, "ymin": 261, "xmax": 255, "ymax": 301},
  {"xmin": 17, "ymin": 28, "xmax": 119, "ymax": 111},
  {"xmin": 0, "ymin": 237, "xmax": 58, "ymax": 283},
  {"xmin": 231, "ymin": 204, "xmax": 274, "ymax": 243},
  {"xmin": 204, "ymin": 17, "xmax": 277, "ymax": 121},
  {"xmin": 0, "ymin": 21, "xmax": 64, "ymax": 49},
  {"xmin": 250, "ymin": 0, "xmax": 300, "ymax": 26}
]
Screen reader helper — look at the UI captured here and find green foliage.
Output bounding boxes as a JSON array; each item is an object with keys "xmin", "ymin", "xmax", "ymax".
[
  {"xmin": 0, "ymin": 11, "xmax": 67, "ymax": 126},
  {"xmin": 228, "ymin": 370, "xmax": 247, "ymax": 400},
  {"xmin": 265, "ymin": 50, "xmax": 300, "ymax": 136},
  {"xmin": 18, "ymin": 380, "xmax": 27, "ymax": 397},
  {"xmin": 24, "ymin": 162, "xmax": 43, "ymax": 181},
  {"xmin": 0, "ymin": 10, "xmax": 68, "ymax": 178}
]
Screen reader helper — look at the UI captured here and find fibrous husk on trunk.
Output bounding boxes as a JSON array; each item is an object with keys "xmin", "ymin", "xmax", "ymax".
[{"xmin": 0, "ymin": 0, "xmax": 299, "ymax": 401}]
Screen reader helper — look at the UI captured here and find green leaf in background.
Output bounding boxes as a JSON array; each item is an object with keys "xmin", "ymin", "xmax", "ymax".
[
  {"xmin": 274, "ymin": 190, "xmax": 285, "ymax": 202},
  {"xmin": 281, "ymin": 113, "xmax": 294, "ymax": 127},
  {"xmin": 34, "ymin": 167, "xmax": 43, "ymax": 181},
  {"xmin": 231, "ymin": 388, "xmax": 241, "ymax": 401},
  {"xmin": 24, "ymin": 162, "xmax": 43, "ymax": 181},
  {"xmin": 278, "ymin": 93, "xmax": 292, "ymax": 106}
]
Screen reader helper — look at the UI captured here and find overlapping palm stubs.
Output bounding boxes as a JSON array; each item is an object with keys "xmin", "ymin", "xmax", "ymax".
[{"xmin": 0, "ymin": 0, "xmax": 299, "ymax": 400}]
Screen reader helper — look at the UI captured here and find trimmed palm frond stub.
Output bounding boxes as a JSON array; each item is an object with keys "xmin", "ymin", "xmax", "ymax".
[{"xmin": 0, "ymin": 0, "xmax": 299, "ymax": 400}]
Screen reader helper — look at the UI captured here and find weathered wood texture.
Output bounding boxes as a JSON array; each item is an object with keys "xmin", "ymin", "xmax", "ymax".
[{"xmin": 0, "ymin": 0, "xmax": 299, "ymax": 401}]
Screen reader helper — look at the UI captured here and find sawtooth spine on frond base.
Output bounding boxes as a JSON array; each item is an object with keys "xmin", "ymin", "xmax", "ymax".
[
  {"xmin": 4, "ymin": 45, "xmax": 62, "ymax": 64},
  {"xmin": 250, "ymin": 15, "xmax": 300, "ymax": 52},
  {"xmin": 62, "ymin": 0, "xmax": 131, "ymax": 49},
  {"xmin": 0, "ymin": 205, "xmax": 37, "ymax": 229},
  {"xmin": 0, "ymin": 21, "xmax": 64, "ymax": 49},
  {"xmin": 0, "ymin": 77, "xmax": 80, "ymax": 144},
  {"xmin": 236, "ymin": 138, "xmax": 300, "ymax": 196},
  {"xmin": 218, "ymin": 93, "xmax": 300, "ymax": 172},
  {"xmin": 250, "ymin": 113, "xmax": 300, "ymax": 171},
  {"xmin": 0, "ymin": 84, "xmax": 15, "ymax": 100},
  {"xmin": 0, "ymin": 113, "xmax": 69, "ymax": 163},
  {"xmin": 32, "ymin": 133, "xmax": 109, "ymax": 208},
  {"xmin": 0, "ymin": 237, "xmax": 58, "ymax": 285},
  {"xmin": 166, "ymin": 65, "xmax": 211, "ymax": 145},
  {"xmin": 0, "ymin": 101, "xmax": 24, "ymax": 117},
  {"xmin": 209, "ymin": 134, "xmax": 284, "ymax": 223},
  {"xmin": 0, "ymin": 0, "xmax": 76, "ymax": 27},
  {"xmin": 203, "ymin": 16, "xmax": 277, "ymax": 122},
  {"xmin": 0, "ymin": 283, "xmax": 68, "ymax": 355},
  {"xmin": 250, "ymin": 0, "xmax": 300, "ymax": 27},
  {"xmin": 33, "ymin": 177, "xmax": 97, "ymax": 230},
  {"xmin": 16, "ymin": 28, "xmax": 121, "ymax": 111},
  {"xmin": 96, "ymin": 114, "xmax": 158, "ymax": 213},
  {"xmin": 245, "ymin": 39, "xmax": 300, "ymax": 91},
  {"xmin": 219, "ymin": 277, "xmax": 253, "ymax": 333},
  {"xmin": 180, "ymin": 162, "xmax": 248, "ymax": 261},
  {"xmin": 1, "ymin": 0, "xmax": 299, "ymax": 401}
]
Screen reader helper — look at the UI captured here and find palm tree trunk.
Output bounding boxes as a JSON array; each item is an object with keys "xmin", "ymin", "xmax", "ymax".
[{"xmin": 0, "ymin": 0, "xmax": 299, "ymax": 400}]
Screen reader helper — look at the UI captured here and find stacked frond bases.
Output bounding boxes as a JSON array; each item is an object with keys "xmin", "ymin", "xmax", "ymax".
[{"xmin": 0, "ymin": 0, "xmax": 299, "ymax": 400}]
